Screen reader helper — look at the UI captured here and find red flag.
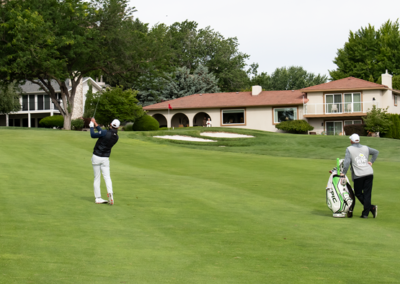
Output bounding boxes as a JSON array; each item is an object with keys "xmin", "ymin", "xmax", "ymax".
[{"xmin": 168, "ymin": 104, "xmax": 172, "ymax": 110}]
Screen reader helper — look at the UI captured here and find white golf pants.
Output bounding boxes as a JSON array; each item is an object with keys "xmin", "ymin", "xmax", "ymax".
[{"xmin": 91, "ymin": 154, "xmax": 113, "ymax": 199}]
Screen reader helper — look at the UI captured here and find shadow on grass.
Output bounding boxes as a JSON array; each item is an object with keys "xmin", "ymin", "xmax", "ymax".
[
  {"xmin": 81, "ymin": 196, "xmax": 95, "ymax": 203},
  {"xmin": 311, "ymin": 209, "xmax": 332, "ymax": 217}
]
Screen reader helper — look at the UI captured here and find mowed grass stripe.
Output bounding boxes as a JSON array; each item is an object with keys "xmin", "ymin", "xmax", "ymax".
[{"xmin": 1, "ymin": 128, "xmax": 400, "ymax": 283}]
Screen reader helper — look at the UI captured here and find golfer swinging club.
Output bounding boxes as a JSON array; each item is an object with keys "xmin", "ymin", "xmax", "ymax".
[
  {"xmin": 341, "ymin": 133, "xmax": 379, "ymax": 218},
  {"xmin": 89, "ymin": 118, "xmax": 120, "ymax": 205}
]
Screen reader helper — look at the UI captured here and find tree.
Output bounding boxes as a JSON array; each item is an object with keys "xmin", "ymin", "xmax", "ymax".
[
  {"xmin": 0, "ymin": 82, "xmax": 21, "ymax": 114},
  {"xmin": 137, "ymin": 65, "xmax": 220, "ymax": 105},
  {"xmin": 362, "ymin": 105, "xmax": 392, "ymax": 134},
  {"xmin": 0, "ymin": 0, "xmax": 170, "ymax": 129},
  {"xmin": 86, "ymin": 86, "xmax": 144, "ymax": 127},
  {"xmin": 245, "ymin": 63, "xmax": 272, "ymax": 91},
  {"xmin": 270, "ymin": 66, "xmax": 328, "ymax": 90},
  {"xmin": 166, "ymin": 21, "xmax": 249, "ymax": 92},
  {"xmin": 245, "ymin": 65, "xmax": 327, "ymax": 91},
  {"xmin": 330, "ymin": 20, "xmax": 400, "ymax": 81}
]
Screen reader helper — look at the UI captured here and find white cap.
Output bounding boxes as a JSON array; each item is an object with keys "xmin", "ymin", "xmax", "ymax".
[
  {"xmin": 111, "ymin": 119, "xmax": 120, "ymax": 128},
  {"xmin": 349, "ymin": 133, "xmax": 360, "ymax": 143}
]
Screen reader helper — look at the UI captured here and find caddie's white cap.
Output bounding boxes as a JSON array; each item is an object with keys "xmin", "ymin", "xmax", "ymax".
[
  {"xmin": 349, "ymin": 133, "xmax": 360, "ymax": 143},
  {"xmin": 111, "ymin": 119, "xmax": 120, "ymax": 128}
]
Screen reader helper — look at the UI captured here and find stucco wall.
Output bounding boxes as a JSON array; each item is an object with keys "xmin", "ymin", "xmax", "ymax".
[
  {"xmin": 146, "ymin": 106, "xmax": 305, "ymax": 132},
  {"xmin": 306, "ymin": 118, "xmax": 324, "ymax": 134}
]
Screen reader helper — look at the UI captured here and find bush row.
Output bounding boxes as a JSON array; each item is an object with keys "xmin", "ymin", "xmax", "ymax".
[
  {"xmin": 39, "ymin": 115, "xmax": 64, "ymax": 128},
  {"xmin": 275, "ymin": 120, "xmax": 314, "ymax": 133},
  {"xmin": 382, "ymin": 114, "xmax": 400, "ymax": 139},
  {"xmin": 343, "ymin": 124, "xmax": 367, "ymax": 136}
]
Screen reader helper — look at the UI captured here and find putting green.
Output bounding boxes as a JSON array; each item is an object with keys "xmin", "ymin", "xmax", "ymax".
[{"xmin": 1, "ymin": 128, "xmax": 399, "ymax": 283}]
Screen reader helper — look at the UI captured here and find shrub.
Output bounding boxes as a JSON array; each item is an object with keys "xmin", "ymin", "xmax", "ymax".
[
  {"xmin": 71, "ymin": 118, "xmax": 84, "ymax": 130},
  {"xmin": 363, "ymin": 105, "xmax": 392, "ymax": 133},
  {"xmin": 39, "ymin": 115, "xmax": 64, "ymax": 128},
  {"xmin": 275, "ymin": 120, "xmax": 314, "ymax": 133},
  {"xmin": 344, "ymin": 124, "xmax": 367, "ymax": 136},
  {"xmin": 123, "ymin": 122, "xmax": 134, "ymax": 131},
  {"xmin": 85, "ymin": 86, "xmax": 144, "ymax": 126},
  {"xmin": 132, "ymin": 115, "xmax": 159, "ymax": 131}
]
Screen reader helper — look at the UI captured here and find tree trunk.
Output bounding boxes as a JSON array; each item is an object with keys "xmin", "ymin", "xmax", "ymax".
[{"xmin": 63, "ymin": 113, "xmax": 72, "ymax": 130}]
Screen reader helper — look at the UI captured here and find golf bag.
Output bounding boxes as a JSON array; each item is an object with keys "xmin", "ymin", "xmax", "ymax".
[{"xmin": 326, "ymin": 158, "xmax": 355, "ymax": 218}]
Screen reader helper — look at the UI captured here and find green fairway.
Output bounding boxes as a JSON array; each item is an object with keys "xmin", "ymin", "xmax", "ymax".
[{"xmin": 1, "ymin": 128, "xmax": 400, "ymax": 283}]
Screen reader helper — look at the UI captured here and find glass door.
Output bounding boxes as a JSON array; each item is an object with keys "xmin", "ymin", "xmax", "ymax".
[
  {"xmin": 344, "ymin": 93, "xmax": 361, "ymax": 113},
  {"xmin": 326, "ymin": 94, "xmax": 342, "ymax": 113},
  {"xmin": 326, "ymin": 121, "xmax": 343, "ymax": 135}
]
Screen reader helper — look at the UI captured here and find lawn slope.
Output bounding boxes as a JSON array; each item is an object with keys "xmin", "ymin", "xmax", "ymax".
[{"xmin": 0, "ymin": 128, "xmax": 399, "ymax": 284}]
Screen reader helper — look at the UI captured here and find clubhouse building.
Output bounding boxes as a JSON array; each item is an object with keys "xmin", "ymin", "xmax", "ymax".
[
  {"xmin": 144, "ymin": 71, "xmax": 400, "ymax": 135},
  {"xmin": 0, "ymin": 77, "xmax": 104, "ymax": 128}
]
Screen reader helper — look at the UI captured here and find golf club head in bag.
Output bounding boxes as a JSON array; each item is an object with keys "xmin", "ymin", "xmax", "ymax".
[{"xmin": 326, "ymin": 158, "xmax": 355, "ymax": 218}]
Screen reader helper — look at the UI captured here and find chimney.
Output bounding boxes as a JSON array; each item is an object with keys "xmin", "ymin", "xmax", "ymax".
[
  {"xmin": 252, "ymin": 85, "xmax": 262, "ymax": 96},
  {"xmin": 382, "ymin": 70, "xmax": 392, "ymax": 89}
]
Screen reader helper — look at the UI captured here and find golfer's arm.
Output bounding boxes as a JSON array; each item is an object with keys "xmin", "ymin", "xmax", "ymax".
[
  {"xmin": 369, "ymin": 147, "xmax": 379, "ymax": 164},
  {"xmin": 342, "ymin": 149, "xmax": 351, "ymax": 175},
  {"xmin": 90, "ymin": 126, "xmax": 106, "ymax": 138}
]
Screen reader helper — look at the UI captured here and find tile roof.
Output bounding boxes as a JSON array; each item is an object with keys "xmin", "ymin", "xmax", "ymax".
[
  {"xmin": 301, "ymin": 77, "xmax": 388, "ymax": 92},
  {"xmin": 20, "ymin": 77, "xmax": 102, "ymax": 94},
  {"xmin": 143, "ymin": 90, "xmax": 307, "ymax": 111}
]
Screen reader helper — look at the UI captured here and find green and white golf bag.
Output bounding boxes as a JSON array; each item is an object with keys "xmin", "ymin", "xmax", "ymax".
[{"xmin": 326, "ymin": 158, "xmax": 355, "ymax": 218}]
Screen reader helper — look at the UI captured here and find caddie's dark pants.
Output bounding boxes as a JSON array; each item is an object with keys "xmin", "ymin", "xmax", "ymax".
[{"xmin": 354, "ymin": 175, "xmax": 374, "ymax": 217}]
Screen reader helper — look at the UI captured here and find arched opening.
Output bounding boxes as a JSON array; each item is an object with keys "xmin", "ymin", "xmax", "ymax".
[
  {"xmin": 152, "ymin": 113, "xmax": 167, "ymax": 128},
  {"xmin": 193, "ymin": 112, "xmax": 211, "ymax": 127},
  {"xmin": 171, "ymin": 113, "xmax": 189, "ymax": 128}
]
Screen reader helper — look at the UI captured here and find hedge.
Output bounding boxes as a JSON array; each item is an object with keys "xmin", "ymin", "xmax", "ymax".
[
  {"xmin": 39, "ymin": 115, "xmax": 64, "ymax": 128},
  {"xmin": 71, "ymin": 118, "xmax": 84, "ymax": 130},
  {"xmin": 382, "ymin": 114, "xmax": 400, "ymax": 139},
  {"xmin": 132, "ymin": 115, "xmax": 159, "ymax": 131},
  {"xmin": 275, "ymin": 120, "xmax": 314, "ymax": 133},
  {"xmin": 344, "ymin": 124, "xmax": 367, "ymax": 136},
  {"xmin": 123, "ymin": 122, "xmax": 134, "ymax": 131}
]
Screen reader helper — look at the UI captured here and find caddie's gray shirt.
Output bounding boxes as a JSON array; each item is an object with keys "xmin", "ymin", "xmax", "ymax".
[{"xmin": 343, "ymin": 143, "xmax": 379, "ymax": 181}]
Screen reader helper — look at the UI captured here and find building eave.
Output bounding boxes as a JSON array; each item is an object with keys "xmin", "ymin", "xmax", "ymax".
[{"xmin": 304, "ymin": 87, "xmax": 388, "ymax": 93}]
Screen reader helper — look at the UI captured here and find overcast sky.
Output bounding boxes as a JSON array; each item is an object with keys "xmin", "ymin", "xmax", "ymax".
[{"xmin": 129, "ymin": 0, "xmax": 400, "ymax": 78}]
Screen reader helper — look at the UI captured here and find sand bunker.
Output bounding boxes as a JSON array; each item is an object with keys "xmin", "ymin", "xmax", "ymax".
[
  {"xmin": 153, "ymin": 135, "xmax": 217, "ymax": 142},
  {"xmin": 200, "ymin": 132, "xmax": 254, "ymax": 138}
]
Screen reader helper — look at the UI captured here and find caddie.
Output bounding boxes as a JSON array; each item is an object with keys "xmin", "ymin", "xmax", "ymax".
[
  {"xmin": 341, "ymin": 133, "xmax": 379, "ymax": 218},
  {"xmin": 89, "ymin": 118, "xmax": 120, "ymax": 205}
]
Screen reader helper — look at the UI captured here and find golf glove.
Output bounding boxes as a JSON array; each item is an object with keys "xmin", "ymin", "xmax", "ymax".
[{"xmin": 89, "ymin": 121, "xmax": 94, "ymax": 128}]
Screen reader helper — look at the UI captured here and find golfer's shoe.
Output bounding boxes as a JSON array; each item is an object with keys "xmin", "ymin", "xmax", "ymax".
[
  {"xmin": 107, "ymin": 193, "xmax": 114, "ymax": 205},
  {"xmin": 360, "ymin": 215, "xmax": 368, "ymax": 219},
  {"xmin": 371, "ymin": 205, "xmax": 378, "ymax": 218},
  {"xmin": 95, "ymin": 198, "xmax": 108, "ymax": 204}
]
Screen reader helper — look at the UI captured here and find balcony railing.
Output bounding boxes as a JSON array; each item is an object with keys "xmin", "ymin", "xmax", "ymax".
[{"xmin": 303, "ymin": 101, "xmax": 378, "ymax": 115}]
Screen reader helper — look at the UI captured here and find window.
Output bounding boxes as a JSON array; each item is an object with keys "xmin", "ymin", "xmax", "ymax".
[
  {"xmin": 29, "ymin": 95, "xmax": 35, "ymax": 110},
  {"xmin": 44, "ymin": 95, "xmax": 50, "ymax": 110},
  {"xmin": 344, "ymin": 93, "xmax": 361, "ymax": 113},
  {"xmin": 222, "ymin": 109, "xmax": 245, "ymax": 125},
  {"xmin": 344, "ymin": 120, "xmax": 362, "ymax": 126},
  {"xmin": 22, "ymin": 96, "xmax": 28, "ymax": 111},
  {"xmin": 326, "ymin": 121, "xmax": 343, "ymax": 135},
  {"xmin": 37, "ymin": 95, "xmax": 44, "ymax": 110},
  {"xmin": 395, "ymin": 95, "xmax": 398, "ymax": 106},
  {"xmin": 325, "ymin": 94, "xmax": 342, "ymax": 113},
  {"xmin": 274, "ymin": 107, "xmax": 297, "ymax": 123}
]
